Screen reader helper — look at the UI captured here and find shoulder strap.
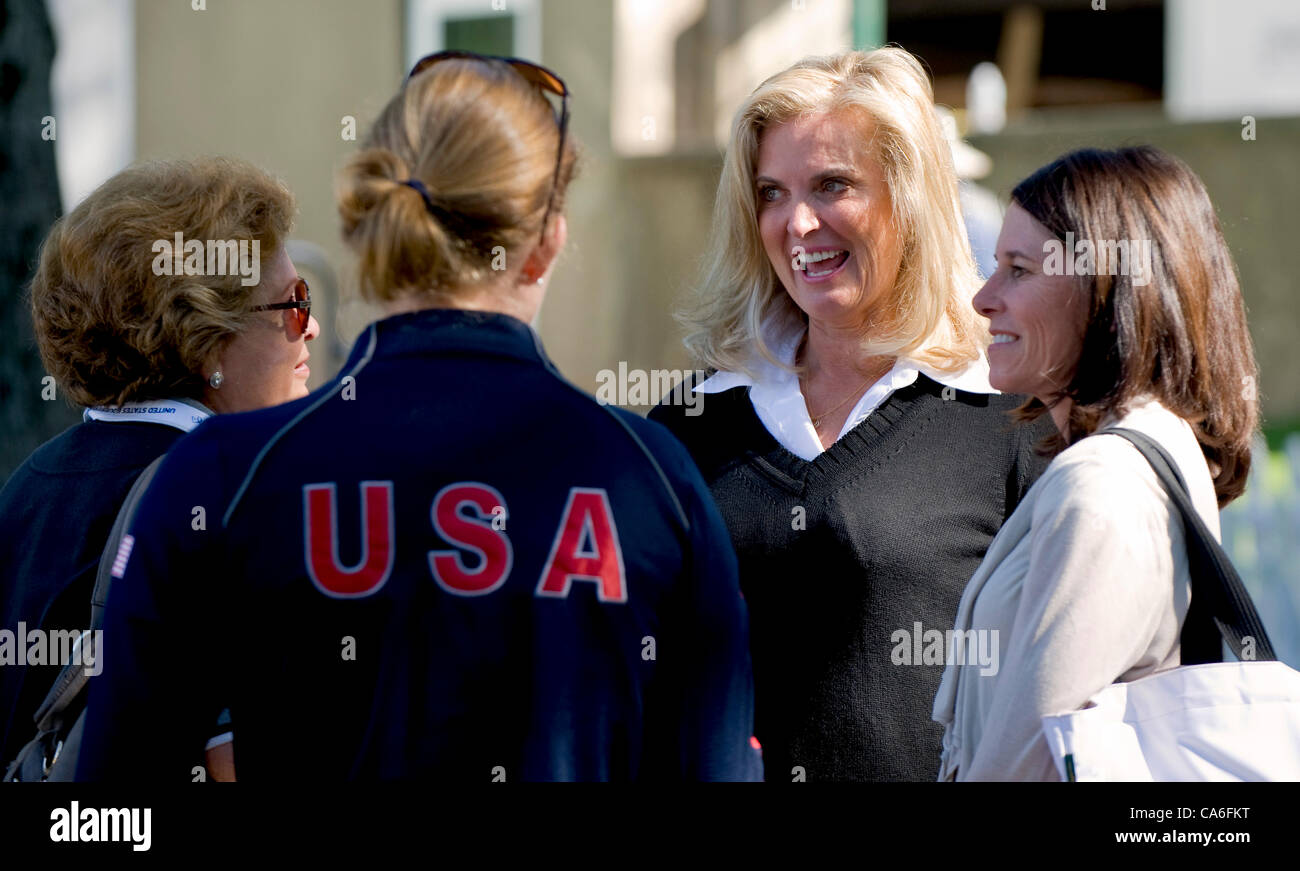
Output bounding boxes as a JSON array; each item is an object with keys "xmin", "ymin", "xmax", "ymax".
[
  {"xmin": 90, "ymin": 453, "xmax": 166, "ymax": 631},
  {"xmin": 1098, "ymin": 427, "xmax": 1276, "ymax": 663},
  {"xmin": 30, "ymin": 454, "xmax": 167, "ymax": 734}
]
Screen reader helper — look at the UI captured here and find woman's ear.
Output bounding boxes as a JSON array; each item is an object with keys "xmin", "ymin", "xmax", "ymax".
[
  {"xmin": 519, "ymin": 215, "xmax": 567, "ymax": 285},
  {"xmin": 199, "ymin": 344, "xmax": 231, "ymax": 410},
  {"xmin": 547, "ymin": 214, "xmax": 568, "ymax": 262},
  {"xmin": 201, "ymin": 348, "xmax": 223, "ymax": 385}
]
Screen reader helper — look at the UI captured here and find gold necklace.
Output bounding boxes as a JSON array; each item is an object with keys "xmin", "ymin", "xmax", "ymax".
[
  {"xmin": 805, "ymin": 376, "xmax": 872, "ymax": 428},
  {"xmin": 800, "ymin": 351, "xmax": 894, "ymax": 428},
  {"xmin": 796, "ymin": 335, "xmax": 893, "ymax": 429}
]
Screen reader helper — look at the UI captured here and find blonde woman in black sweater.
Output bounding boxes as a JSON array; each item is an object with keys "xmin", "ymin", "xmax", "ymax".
[{"xmin": 650, "ymin": 47, "xmax": 1054, "ymax": 781}]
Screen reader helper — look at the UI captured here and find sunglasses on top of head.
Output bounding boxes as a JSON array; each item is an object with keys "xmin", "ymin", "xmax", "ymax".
[
  {"xmin": 406, "ymin": 50, "xmax": 570, "ymax": 245},
  {"xmin": 251, "ymin": 277, "xmax": 311, "ymax": 334}
]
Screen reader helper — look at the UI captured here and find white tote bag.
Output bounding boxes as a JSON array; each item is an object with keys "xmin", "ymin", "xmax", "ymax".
[
  {"xmin": 1042, "ymin": 661, "xmax": 1300, "ymax": 781},
  {"xmin": 1039, "ymin": 428, "xmax": 1300, "ymax": 782}
]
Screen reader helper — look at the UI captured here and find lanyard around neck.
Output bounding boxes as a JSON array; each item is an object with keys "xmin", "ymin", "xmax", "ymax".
[{"xmin": 83, "ymin": 398, "xmax": 214, "ymax": 433}]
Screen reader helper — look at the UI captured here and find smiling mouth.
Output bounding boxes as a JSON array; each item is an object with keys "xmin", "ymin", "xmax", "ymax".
[
  {"xmin": 991, "ymin": 334, "xmax": 1019, "ymax": 345},
  {"xmin": 799, "ymin": 249, "xmax": 850, "ymax": 278}
]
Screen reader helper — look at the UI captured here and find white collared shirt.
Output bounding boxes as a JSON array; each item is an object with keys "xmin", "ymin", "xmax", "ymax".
[{"xmin": 694, "ymin": 326, "xmax": 999, "ymax": 460}]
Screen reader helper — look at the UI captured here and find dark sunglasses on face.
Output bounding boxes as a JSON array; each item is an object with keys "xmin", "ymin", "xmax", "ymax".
[
  {"xmin": 251, "ymin": 277, "xmax": 311, "ymax": 334},
  {"xmin": 406, "ymin": 50, "xmax": 570, "ymax": 245}
]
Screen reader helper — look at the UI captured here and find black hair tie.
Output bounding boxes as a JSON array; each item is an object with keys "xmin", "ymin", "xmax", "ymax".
[
  {"xmin": 400, "ymin": 178, "xmax": 438, "ymax": 216},
  {"xmin": 398, "ymin": 177, "xmax": 492, "ymax": 253}
]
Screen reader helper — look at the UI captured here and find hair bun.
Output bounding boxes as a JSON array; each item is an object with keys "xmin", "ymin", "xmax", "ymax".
[{"xmin": 335, "ymin": 59, "xmax": 577, "ymax": 303}]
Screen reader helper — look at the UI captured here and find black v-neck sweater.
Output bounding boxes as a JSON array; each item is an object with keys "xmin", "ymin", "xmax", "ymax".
[{"xmin": 650, "ymin": 374, "xmax": 1055, "ymax": 781}]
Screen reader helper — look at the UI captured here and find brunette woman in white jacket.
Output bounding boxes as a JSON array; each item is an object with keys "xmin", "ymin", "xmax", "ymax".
[{"xmin": 932, "ymin": 146, "xmax": 1259, "ymax": 781}]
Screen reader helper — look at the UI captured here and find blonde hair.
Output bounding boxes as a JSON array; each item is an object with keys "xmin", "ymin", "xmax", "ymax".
[
  {"xmin": 30, "ymin": 157, "xmax": 295, "ymax": 407},
  {"xmin": 680, "ymin": 47, "xmax": 985, "ymax": 376},
  {"xmin": 336, "ymin": 57, "xmax": 578, "ymax": 304}
]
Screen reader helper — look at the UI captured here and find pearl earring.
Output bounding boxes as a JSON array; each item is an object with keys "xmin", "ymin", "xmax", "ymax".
[{"xmin": 208, "ymin": 371, "xmax": 224, "ymax": 389}]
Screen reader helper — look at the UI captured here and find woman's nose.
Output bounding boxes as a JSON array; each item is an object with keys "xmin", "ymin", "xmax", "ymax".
[
  {"xmin": 304, "ymin": 313, "xmax": 321, "ymax": 342},
  {"xmin": 972, "ymin": 277, "xmax": 999, "ymax": 316},
  {"xmin": 788, "ymin": 200, "xmax": 818, "ymax": 237}
]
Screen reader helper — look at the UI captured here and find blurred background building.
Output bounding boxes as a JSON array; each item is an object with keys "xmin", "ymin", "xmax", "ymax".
[{"xmin": 2, "ymin": 0, "xmax": 1298, "ymax": 658}]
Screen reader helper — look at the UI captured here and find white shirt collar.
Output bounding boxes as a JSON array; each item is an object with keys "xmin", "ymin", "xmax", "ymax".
[{"xmin": 694, "ymin": 320, "xmax": 998, "ymax": 461}]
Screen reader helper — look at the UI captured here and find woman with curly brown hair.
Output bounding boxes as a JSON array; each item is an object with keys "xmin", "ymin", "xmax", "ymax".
[{"xmin": 0, "ymin": 156, "xmax": 317, "ymax": 778}]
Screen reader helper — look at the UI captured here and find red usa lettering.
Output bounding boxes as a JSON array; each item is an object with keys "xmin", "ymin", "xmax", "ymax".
[
  {"xmin": 429, "ymin": 482, "xmax": 512, "ymax": 596},
  {"xmin": 303, "ymin": 481, "xmax": 396, "ymax": 598},
  {"xmin": 301, "ymin": 483, "xmax": 626, "ymax": 602},
  {"xmin": 536, "ymin": 488, "xmax": 627, "ymax": 603}
]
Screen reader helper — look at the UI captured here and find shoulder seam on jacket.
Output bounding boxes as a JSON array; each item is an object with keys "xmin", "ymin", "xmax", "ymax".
[
  {"xmin": 528, "ymin": 331, "xmax": 691, "ymax": 534},
  {"xmin": 221, "ymin": 324, "xmax": 379, "ymax": 528}
]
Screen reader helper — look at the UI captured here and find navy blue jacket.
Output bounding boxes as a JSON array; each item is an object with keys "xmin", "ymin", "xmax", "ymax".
[
  {"xmin": 0, "ymin": 420, "xmax": 182, "ymax": 765},
  {"xmin": 77, "ymin": 308, "xmax": 761, "ymax": 781}
]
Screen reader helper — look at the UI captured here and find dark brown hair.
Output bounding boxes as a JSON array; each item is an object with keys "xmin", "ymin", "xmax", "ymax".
[{"xmin": 1009, "ymin": 146, "xmax": 1258, "ymax": 507}]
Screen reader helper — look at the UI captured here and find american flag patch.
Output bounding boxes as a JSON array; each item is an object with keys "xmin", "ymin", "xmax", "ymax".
[{"xmin": 110, "ymin": 534, "xmax": 135, "ymax": 579}]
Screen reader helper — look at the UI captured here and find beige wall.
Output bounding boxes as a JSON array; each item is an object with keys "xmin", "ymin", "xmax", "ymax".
[
  {"xmin": 535, "ymin": 0, "xmax": 628, "ymax": 391},
  {"xmin": 136, "ymin": 0, "xmax": 404, "ymax": 383},
  {"xmin": 539, "ymin": 1, "xmax": 724, "ymax": 397}
]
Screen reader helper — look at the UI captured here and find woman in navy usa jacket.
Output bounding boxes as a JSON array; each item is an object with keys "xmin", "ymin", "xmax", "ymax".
[{"xmin": 77, "ymin": 53, "xmax": 761, "ymax": 781}]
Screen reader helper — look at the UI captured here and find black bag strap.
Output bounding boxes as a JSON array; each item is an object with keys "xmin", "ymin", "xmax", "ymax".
[
  {"xmin": 1098, "ymin": 427, "xmax": 1276, "ymax": 664},
  {"xmin": 90, "ymin": 454, "xmax": 165, "ymax": 630},
  {"xmin": 30, "ymin": 454, "xmax": 166, "ymax": 734}
]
